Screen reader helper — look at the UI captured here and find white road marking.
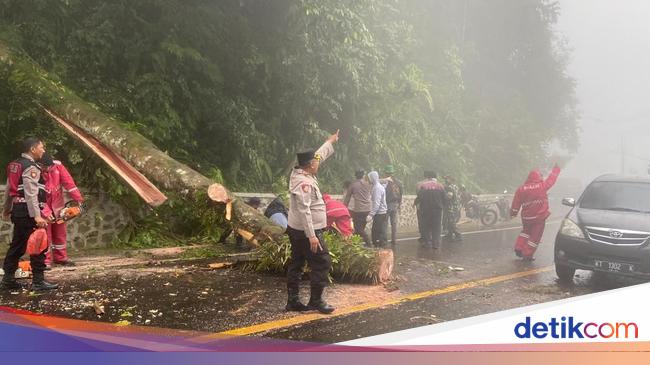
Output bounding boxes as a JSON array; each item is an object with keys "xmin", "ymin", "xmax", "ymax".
[{"xmin": 395, "ymin": 220, "xmax": 562, "ymax": 242}]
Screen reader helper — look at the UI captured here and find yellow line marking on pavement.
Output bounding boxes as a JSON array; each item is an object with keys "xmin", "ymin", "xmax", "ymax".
[{"xmin": 196, "ymin": 266, "xmax": 552, "ymax": 340}]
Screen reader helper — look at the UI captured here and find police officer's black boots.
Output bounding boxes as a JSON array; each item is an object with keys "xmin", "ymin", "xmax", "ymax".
[
  {"xmin": 0, "ymin": 275, "xmax": 22, "ymax": 290},
  {"xmin": 286, "ymin": 287, "xmax": 309, "ymax": 312},
  {"xmin": 31, "ymin": 272, "xmax": 58, "ymax": 291},
  {"xmin": 307, "ymin": 286, "xmax": 335, "ymax": 314}
]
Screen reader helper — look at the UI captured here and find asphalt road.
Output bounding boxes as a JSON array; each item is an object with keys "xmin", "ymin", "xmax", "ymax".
[
  {"xmin": 1, "ymin": 217, "xmax": 645, "ymax": 343},
  {"xmin": 260, "ymin": 221, "xmax": 647, "ymax": 343}
]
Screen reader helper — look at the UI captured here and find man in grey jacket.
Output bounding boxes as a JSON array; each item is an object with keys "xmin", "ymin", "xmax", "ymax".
[
  {"xmin": 367, "ymin": 171, "xmax": 388, "ymax": 247},
  {"xmin": 343, "ymin": 170, "xmax": 372, "ymax": 245}
]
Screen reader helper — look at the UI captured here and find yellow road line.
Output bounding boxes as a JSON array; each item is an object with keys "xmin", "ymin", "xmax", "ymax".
[{"xmin": 195, "ymin": 266, "xmax": 552, "ymax": 340}]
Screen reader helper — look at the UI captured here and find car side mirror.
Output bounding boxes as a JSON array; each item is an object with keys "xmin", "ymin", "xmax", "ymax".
[{"xmin": 562, "ymin": 198, "xmax": 576, "ymax": 207}]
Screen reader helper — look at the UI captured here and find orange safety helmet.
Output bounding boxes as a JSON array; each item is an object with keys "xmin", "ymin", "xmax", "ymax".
[{"xmin": 26, "ymin": 228, "xmax": 49, "ymax": 256}]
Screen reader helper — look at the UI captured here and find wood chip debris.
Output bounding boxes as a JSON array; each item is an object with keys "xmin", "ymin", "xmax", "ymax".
[
  {"xmin": 207, "ymin": 262, "xmax": 233, "ymax": 269},
  {"xmin": 92, "ymin": 301, "xmax": 105, "ymax": 315}
]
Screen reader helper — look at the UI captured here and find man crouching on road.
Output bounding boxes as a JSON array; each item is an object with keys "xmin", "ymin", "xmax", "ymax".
[{"xmin": 285, "ymin": 130, "xmax": 339, "ymax": 314}]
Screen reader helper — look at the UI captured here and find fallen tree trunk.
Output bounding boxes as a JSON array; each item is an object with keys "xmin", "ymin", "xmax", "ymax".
[
  {"xmin": 0, "ymin": 40, "xmax": 283, "ymax": 243},
  {"xmin": 44, "ymin": 109, "xmax": 168, "ymax": 207},
  {"xmin": 0, "ymin": 40, "xmax": 393, "ymax": 283}
]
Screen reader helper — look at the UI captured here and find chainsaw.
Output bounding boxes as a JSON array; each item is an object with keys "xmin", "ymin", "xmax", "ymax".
[{"xmin": 55, "ymin": 200, "xmax": 84, "ymax": 224}]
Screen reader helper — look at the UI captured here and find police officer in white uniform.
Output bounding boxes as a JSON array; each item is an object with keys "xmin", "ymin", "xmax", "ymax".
[{"xmin": 285, "ymin": 130, "xmax": 339, "ymax": 314}]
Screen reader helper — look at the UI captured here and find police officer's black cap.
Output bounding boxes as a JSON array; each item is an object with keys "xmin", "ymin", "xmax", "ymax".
[{"xmin": 297, "ymin": 150, "xmax": 316, "ymax": 167}]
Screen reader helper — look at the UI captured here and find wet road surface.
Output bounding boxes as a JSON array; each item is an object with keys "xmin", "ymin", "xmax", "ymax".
[
  {"xmin": 1, "ymin": 219, "xmax": 646, "ymax": 342},
  {"xmin": 261, "ymin": 221, "xmax": 648, "ymax": 342}
]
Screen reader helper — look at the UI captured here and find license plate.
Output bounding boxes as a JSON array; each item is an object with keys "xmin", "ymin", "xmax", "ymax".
[{"xmin": 594, "ymin": 259, "xmax": 635, "ymax": 273}]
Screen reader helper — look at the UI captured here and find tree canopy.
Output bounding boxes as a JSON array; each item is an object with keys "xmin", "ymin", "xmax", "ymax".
[{"xmin": 0, "ymin": 0, "xmax": 577, "ymax": 195}]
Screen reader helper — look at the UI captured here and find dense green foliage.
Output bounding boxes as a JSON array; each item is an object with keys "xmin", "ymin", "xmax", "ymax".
[
  {"xmin": 246, "ymin": 232, "xmax": 381, "ymax": 283},
  {"xmin": 0, "ymin": 0, "xmax": 576, "ymax": 195}
]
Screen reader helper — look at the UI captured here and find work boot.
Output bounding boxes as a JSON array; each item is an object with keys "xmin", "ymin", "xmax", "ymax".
[
  {"xmin": 286, "ymin": 297, "xmax": 309, "ymax": 312},
  {"xmin": 285, "ymin": 287, "xmax": 308, "ymax": 312},
  {"xmin": 31, "ymin": 272, "xmax": 59, "ymax": 291},
  {"xmin": 0, "ymin": 276, "xmax": 22, "ymax": 290},
  {"xmin": 307, "ymin": 286, "xmax": 335, "ymax": 314}
]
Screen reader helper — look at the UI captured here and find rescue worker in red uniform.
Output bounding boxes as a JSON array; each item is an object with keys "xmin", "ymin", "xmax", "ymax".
[
  {"xmin": 1, "ymin": 137, "xmax": 58, "ymax": 291},
  {"xmin": 41, "ymin": 153, "xmax": 83, "ymax": 267},
  {"xmin": 323, "ymin": 193, "xmax": 353, "ymax": 238},
  {"xmin": 510, "ymin": 165, "xmax": 561, "ymax": 261}
]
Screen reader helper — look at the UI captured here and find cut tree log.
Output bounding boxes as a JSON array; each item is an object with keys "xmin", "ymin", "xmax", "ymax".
[
  {"xmin": 375, "ymin": 249, "xmax": 394, "ymax": 284},
  {"xmin": 0, "ymin": 40, "xmax": 393, "ymax": 284}
]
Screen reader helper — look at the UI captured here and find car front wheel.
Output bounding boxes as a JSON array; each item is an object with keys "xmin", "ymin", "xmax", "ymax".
[{"xmin": 555, "ymin": 263, "xmax": 576, "ymax": 283}]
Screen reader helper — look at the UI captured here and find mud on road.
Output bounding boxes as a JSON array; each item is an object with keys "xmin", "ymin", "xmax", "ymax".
[{"xmin": 0, "ymin": 246, "xmax": 398, "ymax": 333}]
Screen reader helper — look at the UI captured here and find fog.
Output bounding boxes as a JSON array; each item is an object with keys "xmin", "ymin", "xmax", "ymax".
[{"xmin": 557, "ymin": 0, "xmax": 650, "ymax": 185}]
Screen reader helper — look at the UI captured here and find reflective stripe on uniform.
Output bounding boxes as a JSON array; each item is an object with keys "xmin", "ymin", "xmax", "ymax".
[{"xmin": 12, "ymin": 197, "xmax": 46, "ymax": 207}]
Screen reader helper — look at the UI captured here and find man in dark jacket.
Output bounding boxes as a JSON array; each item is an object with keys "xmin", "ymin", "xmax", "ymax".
[{"xmin": 414, "ymin": 170, "xmax": 447, "ymax": 249}]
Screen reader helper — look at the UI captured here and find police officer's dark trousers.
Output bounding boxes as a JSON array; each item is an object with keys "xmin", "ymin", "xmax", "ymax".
[
  {"xmin": 2, "ymin": 216, "xmax": 46, "ymax": 277},
  {"xmin": 286, "ymin": 227, "xmax": 331, "ymax": 300}
]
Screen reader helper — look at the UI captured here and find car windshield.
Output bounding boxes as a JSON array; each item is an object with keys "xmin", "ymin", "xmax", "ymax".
[{"xmin": 580, "ymin": 181, "xmax": 650, "ymax": 213}]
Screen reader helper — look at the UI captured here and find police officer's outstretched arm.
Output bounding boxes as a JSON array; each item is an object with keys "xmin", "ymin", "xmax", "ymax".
[
  {"xmin": 314, "ymin": 130, "xmax": 339, "ymax": 164},
  {"xmin": 328, "ymin": 129, "xmax": 340, "ymax": 144}
]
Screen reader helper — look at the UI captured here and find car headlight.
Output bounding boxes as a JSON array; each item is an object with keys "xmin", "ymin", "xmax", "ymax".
[{"xmin": 560, "ymin": 218, "xmax": 585, "ymax": 239}]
